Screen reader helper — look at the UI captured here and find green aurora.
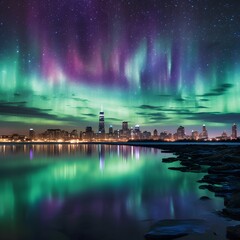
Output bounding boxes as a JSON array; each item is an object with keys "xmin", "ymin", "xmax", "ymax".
[{"xmin": 0, "ymin": 1, "xmax": 240, "ymax": 136}]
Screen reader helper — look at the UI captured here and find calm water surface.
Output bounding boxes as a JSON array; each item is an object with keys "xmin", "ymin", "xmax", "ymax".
[{"xmin": 0, "ymin": 144, "xmax": 234, "ymax": 239}]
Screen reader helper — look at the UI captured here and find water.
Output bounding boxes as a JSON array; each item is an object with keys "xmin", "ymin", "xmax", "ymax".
[{"xmin": 0, "ymin": 144, "xmax": 234, "ymax": 239}]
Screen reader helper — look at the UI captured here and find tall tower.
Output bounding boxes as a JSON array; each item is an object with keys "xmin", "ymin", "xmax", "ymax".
[
  {"xmin": 232, "ymin": 123, "xmax": 237, "ymax": 139},
  {"xmin": 202, "ymin": 124, "xmax": 208, "ymax": 140},
  {"xmin": 29, "ymin": 128, "xmax": 35, "ymax": 140},
  {"xmin": 98, "ymin": 111, "xmax": 105, "ymax": 134},
  {"xmin": 122, "ymin": 121, "xmax": 128, "ymax": 131},
  {"xmin": 177, "ymin": 126, "xmax": 185, "ymax": 140}
]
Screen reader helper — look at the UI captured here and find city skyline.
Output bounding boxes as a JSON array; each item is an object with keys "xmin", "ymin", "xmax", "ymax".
[
  {"xmin": 0, "ymin": 110, "xmax": 238, "ymax": 140},
  {"xmin": 0, "ymin": 1, "xmax": 240, "ymax": 134}
]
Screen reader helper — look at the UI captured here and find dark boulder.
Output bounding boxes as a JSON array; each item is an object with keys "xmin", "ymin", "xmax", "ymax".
[
  {"xmin": 222, "ymin": 208, "xmax": 240, "ymax": 221},
  {"xmin": 162, "ymin": 157, "xmax": 178, "ymax": 163},
  {"xmin": 226, "ymin": 225, "xmax": 240, "ymax": 240}
]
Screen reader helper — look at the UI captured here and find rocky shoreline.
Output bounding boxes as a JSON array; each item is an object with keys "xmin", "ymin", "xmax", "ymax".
[{"xmin": 145, "ymin": 144, "xmax": 240, "ymax": 239}]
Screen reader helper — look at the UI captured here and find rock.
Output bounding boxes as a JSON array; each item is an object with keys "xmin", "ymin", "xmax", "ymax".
[
  {"xmin": 168, "ymin": 164, "xmax": 202, "ymax": 173},
  {"xmin": 145, "ymin": 219, "xmax": 208, "ymax": 240},
  {"xmin": 168, "ymin": 167, "xmax": 189, "ymax": 172},
  {"xmin": 224, "ymin": 156, "xmax": 240, "ymax": 163},
  {"xmin": 199, "ymin": 184, "xmax": 240, "ymax": 194},
  {"xmin": 224, "ymin": 193, "xmax": 240, "ymax": 208},
  {"xmin": 222, "ymin": 208, "xmax": 240, "ymax": 220},
  {"xmin": 226, "ymin": 225, "xmax": 240, "ymax": 240},
  {"xmin": 162, "ymin": 157, "xmax": 178, "ymax": 163},
  {"xmin": 208, "ymin": 167, "xmax": 240, "ymax": 176},
  {"xmin": 198, "ymin": 174, "xmax": 234, "ymax": 184}
]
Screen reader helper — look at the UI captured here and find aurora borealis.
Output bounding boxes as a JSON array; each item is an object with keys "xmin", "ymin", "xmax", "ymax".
[{"xmin": 0, "ymin": 0, "xmax": 240, "ymax": 135}]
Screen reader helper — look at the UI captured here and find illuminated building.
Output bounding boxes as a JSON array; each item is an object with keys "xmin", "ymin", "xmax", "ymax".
[
  {"xmin": 134, "ymin": 124, "xmax": 140, "ymax": 132},
  {"xmin": 109, "ymin": 125, "xmax": 113, "ymax": 135},
  {"xmin": 70, "ymin": 129, "xmax": 78, "ymax": 139},
  {"xmin": 98, "ymin": 111, "xmax": 105, "ymax": 134},
  {"xmin": 45, "ymin": 129, "xmax": 62, "ymax": 140},
  {"xmin": 160, "ymin": 131, "xmax": 168, "ymax": 140},
  {"xmin": 29, "ymin": 128, "xmax": 35, "ymax": 140},
  {"xmin": 122, "ymin": 121, "xmax": 128, "ymax": 131},
  {"xmin": 232, "ymin": 123, "xmax": 237, "ymax": 139},
  {"xmin": 199, "ymin": 124, "xmax": 208, "ymax": 140},
  {"xmin": 221, "ymin": 131, "xmax": 228, "ymax": 140},
  {"xmin": 142, "ymin": 131, "xmax": 151, "ymax": 139},
  {"xmin": 191, "ymin": 130, "xmax": 199, "ymax": 140},
  {"xmin": 177, "ymin": 126, "xmax": 185, "ymax": 140},
  {"xmin": 153, "ymin": 129, "xmax": 158, "ymax": 140},
  {"xmin": 85, "ymin": 126, "xmax": 94, "ymax": 140},
  {"xmin": 121, "ymin": 121, "xmax": 130, "ymax": 139},
  {"xmin": 134, "ymin": 125, "xmax": 141, "ymax": 139}
]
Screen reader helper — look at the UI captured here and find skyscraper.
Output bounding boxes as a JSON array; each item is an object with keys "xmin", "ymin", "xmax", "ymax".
[
  {"xmin": 98, "ymin": 111, "xmax": 105, "ymax": 134},
  {"xmin": 177, "ymin": 126, "xmax": 185, "ymax": 140},
  {"xmin": 232, "ymin": 123, "xmax": 237, "ymax": 139},
  {"xmin": 122, "ymin": 121, "xmax": 128, "ymax": 131},
  {"xmin": 201, "ymin": 124, "xmax": 208, "ymax": 140},
  {"xmin": 191, "ymin": 130, "xmax": 199, "ymax": 140},
  {"xmin": 29, "ymin": 128, "xmax": 35, "ymax": 140},
  {"xmin": 109, "ymin": 125, "xmax": 113, "ymax": 135}
]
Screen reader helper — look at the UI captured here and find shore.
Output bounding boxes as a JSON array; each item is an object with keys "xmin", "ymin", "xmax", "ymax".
[{"xmin": 138, "ymin": 143, "xmax": 240, "ymax": 239}]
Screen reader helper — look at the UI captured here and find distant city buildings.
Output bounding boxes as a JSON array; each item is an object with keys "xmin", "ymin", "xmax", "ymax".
[
  {"xmin": 98, "ymin": 111, "xmax": 105, "ymax": 134},
  {"xmin": 191, "ymin": 130, "xmax": 199, "ymax": 141},
  {"xmin": 199, "ymin": 124, "xmax": 208, "ymax": 140},
  {"xmin": 29, "ymin": 128, "xmax": 35, "ymax": 140},
  {"xmin": 232, "ymin": 123, "xmax": 237, "ymax": 139},
  {"xmin": 176, "ymin": 126, "xmax": 185, "ymax": 140},
  {"xmin": 0, "ymin": 112, "xmax": 239, "ymax": 142}
]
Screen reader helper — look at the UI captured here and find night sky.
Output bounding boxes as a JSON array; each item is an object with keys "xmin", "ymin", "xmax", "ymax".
[{"xmin": 0, "ymin": 0, "xmax": 240, "ymax": 135}]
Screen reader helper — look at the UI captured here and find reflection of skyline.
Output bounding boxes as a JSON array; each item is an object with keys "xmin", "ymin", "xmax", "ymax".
[
  {"xmin": 0, "ymin": 144, "xmax": 145, "ymax": 160},
  {"xmin": 0, "ymin": 144, "xmax": 227, "ymax": 239}
]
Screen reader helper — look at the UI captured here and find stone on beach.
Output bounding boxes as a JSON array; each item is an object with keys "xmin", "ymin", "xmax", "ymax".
[{"xmin": 226, "ymin": 225, "xmax": 240, "ymax": 240}]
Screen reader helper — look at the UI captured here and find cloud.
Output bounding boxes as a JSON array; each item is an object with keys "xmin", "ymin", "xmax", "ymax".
[
  {"xmin": 0, "ymin": 103, "xmax": 56, "ymax": 119},
  {"xmin": 136, "ymin": 111, "xmax": 170, "ymax": 121},
  {"xmin": 198, "ymin": 83, "xmax": 233, "ymax": 97},
  {"xmin": 186, "ymin": 112, "xmax": 240, "ymax": 123},
  {"xmin": 0, "ymin": 101, "xmax": 27, "ymax": 105},
  {"xmin": 149, "ymin": 116, "xmax": 171, "ymax": 121},
  {"xmin": 82, "ymin": 113, "xmax": 97, "ymax": 117},
  {"xmin": 72, "ymin": 97, "xmax": 89, "ymax": 103},
  {"xmin": 137, "ymin": 104, "xmax": 162, "ymax": 110},
  {"xmin": 107, "ymin": 117, "xmax": 122, "ymax": 122},
  {"xmin": 161, "ymin": 108, "xmax": 191, "ymax": 114},
  {"xmin": 195, "ymin": 106, "xmax": 208, "ymax": 109},
  {"xmin": 175, "ymin": 97, "xmax": 185, "ymax": 102}
]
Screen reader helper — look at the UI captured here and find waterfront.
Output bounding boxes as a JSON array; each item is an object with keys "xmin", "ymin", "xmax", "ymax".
[{"xmin": 0, "ymin": 144, "xmax": 235, "ymax": 239}]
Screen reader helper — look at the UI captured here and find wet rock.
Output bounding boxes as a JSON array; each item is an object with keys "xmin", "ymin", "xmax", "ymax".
[
  {"xmin": 222, "ymin": 208, "xmax": 240, "ymax": 220},
  {"xmin": 208, "ymin": 166, "xmax": 240, "ymax": 176},
  {"xmin": 226, "ymin": 225, "xmax": 240, "ymax": 240},
  {"xmin": 162, "ymin": 157, "xmax": 178, "ymax": 163},
  {"xmin": 168, "ymin": 167, "xmax": 189, "ymax": 172},
  {"xmin": 145, "ymin": 219, "xmax": 208, "ymax": 240},
  {"xmin": 223, "ymin": 156, "xmax": 240, "ymax": 163},
  {"xmin": 224, "ymin": 193, "xmax": 240, "ymax": 208},
  {"xmin": 168, "ymin": 164, "xmax": 202, "ymax": 173},
  {"xmin": 199, "ymin": 184, "xmax": 240, "ymax": 194}
]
